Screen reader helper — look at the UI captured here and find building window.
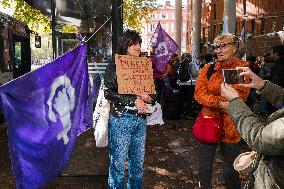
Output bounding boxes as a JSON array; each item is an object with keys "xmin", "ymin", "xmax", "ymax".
[
  {"xmin": 251, "ymin": 19, "xmax": 255, "ymax": 35},
  {"xmin": 214, "ymin": 3, "xmax": 217, "ymax": 20},
  {"xmin": 161, "ymin": 13, "xmax": 167, "ymax": 19},
  {"xmin": 220, "ymin": 23, "xmax": 223, "ymax": 34},
  {"xmin": 260, "ymin": 18, "xmax": 265, "ymax": 35},
  {"xmin": 171, "ymin": 23, "xmax": 175, "ymax": 32},
  {"xmin": 272, "ymin": 17, "xmax": 276, "ymax": 32},
  {"xmin": 213, "ymin": 24, "xmax": 217, "ymax": 39},
  {"xmin": 282, "ymin": 17, "xmax": 284, "ymax": 31},
  {"xmin": 202, "ymin": 27, "xmax": 206, "ymax": 42},
  {"xmin": 149, "ymin": 24, "xmax": 155, "ymax": 32},
  {"xmin": 207, "ymin": 26, "xmax": 210, "ymax": 41},
  {"xmin": 243, "ymin": 0, "xmax": 246, "ymax": 15}
]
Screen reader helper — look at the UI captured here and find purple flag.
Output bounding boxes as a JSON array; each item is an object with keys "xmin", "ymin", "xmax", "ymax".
[
  {"xmin": 83, "ymin": 73, "xmax": 100, "ymax": 130},
  {"xmin": 0, "ymin": 44, "xmax": 88, "ymax": 189},
  {"xmin": 240, "ymin": 26, "xmax": 246, "ymax": 44},
  {"xmin": 151, "ymin": 23, "xmax": 179, "ymax": 72}
]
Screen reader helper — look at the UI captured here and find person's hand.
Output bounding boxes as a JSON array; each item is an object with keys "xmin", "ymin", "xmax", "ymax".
[
  {"xmin": 236, "ymin": 67, "xmax": 266, "ymax": 90},
  {"xmin": 220, "ymin": 83, "xmax": 240, "ymax": 101},
  {"xmin": 134, "ymin": 98, "xmax": 148, "ymax": 114},
  {"xmin": 218, "ymin": 101, "xmax": 229, "ymax": 112},
  {"xmin": 136, "ymin": 93, "xmax": 153, "ymax": 103}
]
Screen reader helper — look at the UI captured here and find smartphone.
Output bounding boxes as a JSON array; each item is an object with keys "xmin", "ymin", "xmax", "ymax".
[{"xmin": 222, "ymin": 69, "xmax": 244, "ymax": 84}]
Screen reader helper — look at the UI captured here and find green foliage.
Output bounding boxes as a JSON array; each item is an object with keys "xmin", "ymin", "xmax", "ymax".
[
  {"xmin": 63, "ymin": 25, "xmax": 79, "ymax": 33},
  {"xmin": 123, "ymin": 0, "xmax": 157, "ymax": 32},
  {"xmin": 0, "ymin": 0, "xmax": 79, "ymax": 33},
  {"xmin": 1, "ymin": 0, "xmax": 51, "ymax": 33},
  {"xmin": 0, "ymin": 0, "xmax": 156, "ymax": 33}
]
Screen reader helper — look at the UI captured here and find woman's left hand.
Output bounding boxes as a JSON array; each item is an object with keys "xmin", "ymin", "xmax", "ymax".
[
  {"xmin": 136, "ymin": 93, "xmax": 153, "ymax": 103},
  {"xmin": 134, "ymin": 98, "xmax": 148, "ymax": 114},
  {"xmin": 220, "ymin": 83, "xmax": 240, "ymax": 101}
]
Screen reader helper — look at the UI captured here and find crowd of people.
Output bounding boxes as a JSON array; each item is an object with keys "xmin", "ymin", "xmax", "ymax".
[
  {"xmin": 103, "ymin": 29, "xmax": 283, "ymax": 189},
  {"xmin": 150, "ymin": 37, "xmax": 284, "ymax": 120}
]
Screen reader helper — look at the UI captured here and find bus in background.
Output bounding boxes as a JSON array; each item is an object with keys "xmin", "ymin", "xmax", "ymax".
[{"xmin": 0, "ymin": 11, "xmax": 31, "ymax": 85}]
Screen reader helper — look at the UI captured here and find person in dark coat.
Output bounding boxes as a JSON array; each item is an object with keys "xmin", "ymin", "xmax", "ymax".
[{"xmin": 270, "ymin": 45, "xmax": 284, "ymax": 88}]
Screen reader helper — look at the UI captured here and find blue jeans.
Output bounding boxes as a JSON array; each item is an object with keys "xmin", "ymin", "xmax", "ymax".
[
  {"xmin": 198, "ymin": 142, "xmax": 241, "ymax": 189},
  {"xmin": 108, "ymin": 112, "xmax": 147, "ymax": 189},
  {"xmin": 259, "ymin": 96, "xmax": 267, "ymax": 113}
]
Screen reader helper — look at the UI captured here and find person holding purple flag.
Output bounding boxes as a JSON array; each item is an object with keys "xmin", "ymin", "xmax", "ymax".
[
  {"xmin": 151, "ymin": 22, "xmax": 179, "ymax": 73},
  {"xmin": 0, "ymin": 44, "xmax": 88, "ymax": 189},
  {"xmin": 104, "ymin": 30, "xmax": 153, "ymax": 189}
]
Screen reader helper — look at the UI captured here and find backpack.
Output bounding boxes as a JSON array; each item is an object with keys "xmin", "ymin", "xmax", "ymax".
[
  {"xmin": 177, "ymin": 60, "xmax": 200, "ymax": 82},
  {"xmin": 206, "ymin": 63, "xmax": 215, "ymax": 80},
  {"xmin": 177, "ymin": 62, "xmax": 191, "ymax": 82}
]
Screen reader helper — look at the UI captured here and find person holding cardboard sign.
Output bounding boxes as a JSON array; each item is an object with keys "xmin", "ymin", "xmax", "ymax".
[{"xmin": 104, "ymin": 30, "xmax": 153, "ymax": 189}]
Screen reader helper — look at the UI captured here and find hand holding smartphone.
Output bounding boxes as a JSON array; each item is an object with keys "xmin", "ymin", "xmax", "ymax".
[{"xmin": 222, "ymin": 69, "xmax": 244, "ymax": 84}]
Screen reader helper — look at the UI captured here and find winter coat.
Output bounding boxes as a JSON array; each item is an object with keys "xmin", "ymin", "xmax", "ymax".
[
  {"xmin": 104, "ymin": 63, "xmax": 137, "ymax": 115},
  {"xmin": 259, "ymin": 62, "xmax": 274, "ymax": 80},
  {"xmin": 270, "ymin": 56, "xmax": 284, "ymax": 88},
  {"xmin": 194, "ymin": 58, "xmax": 250, "ymax": 143},
  {"xmin": 227, "ymin": 81, "xmax": 284, "ymax": 189}
]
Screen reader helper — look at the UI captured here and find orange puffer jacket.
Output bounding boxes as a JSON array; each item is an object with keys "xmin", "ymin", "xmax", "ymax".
[{"xmin": 194, "ymin": 58, "xmax": 250, "ymax": 143}]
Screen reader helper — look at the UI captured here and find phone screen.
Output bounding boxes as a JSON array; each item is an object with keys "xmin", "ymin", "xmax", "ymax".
[{"xmin": 222, "ymin": 69, "xmax": 244, "ymax": 84}]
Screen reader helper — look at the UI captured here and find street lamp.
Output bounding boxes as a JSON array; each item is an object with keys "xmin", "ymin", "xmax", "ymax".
[{"xmin": 35, "ymin": 34, "xmax": 41, "ymax": 48}]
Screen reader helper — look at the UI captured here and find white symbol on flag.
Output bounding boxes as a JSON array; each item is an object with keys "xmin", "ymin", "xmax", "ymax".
[
  {"xmin": 47, "ymin": 75, "xmax": 75, "ymax": 145},
  {"xmin": 155, "ymin": 42, "xmax": 168, "ymax": 58}
]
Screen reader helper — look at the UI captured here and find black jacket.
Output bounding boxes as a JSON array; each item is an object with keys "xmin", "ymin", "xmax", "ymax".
[
  {"xmin": 104, "ymin": 63, "xmax": 137, "ymax": 115},
  {"xmin": 270, "ymin": 56, "xmax": 284, "ymax": 88}
]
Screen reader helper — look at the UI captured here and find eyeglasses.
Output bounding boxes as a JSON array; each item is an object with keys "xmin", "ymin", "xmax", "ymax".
[{"xmin": 213, "ymin": 43, "xmax": 235, "ymax": 51}]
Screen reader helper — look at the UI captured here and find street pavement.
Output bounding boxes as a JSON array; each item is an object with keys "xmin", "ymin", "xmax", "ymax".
[{"xmin": 0, "ymin": 115, "xmax": 250, "ymax": 189}]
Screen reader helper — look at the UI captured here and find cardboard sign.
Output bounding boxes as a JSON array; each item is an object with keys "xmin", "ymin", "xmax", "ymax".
[{"xmin": 115, "ymin": 54, "xmax": 155, "ymax": 94}]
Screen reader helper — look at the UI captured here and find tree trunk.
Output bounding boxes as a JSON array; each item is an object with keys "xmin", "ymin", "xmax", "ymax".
[
  {"xmin": 192, "ymin": 0, "xmax": 201, "ymax": 72},
  {"xmin": 185, "ymin": 0, "xmax": 191, "ymax": 53},
  {"xmin": 175, "ymin": 0, "xmax": 182, "ymax": 56},
  {"xmin": 224, "ymin": 0, "xmax": 236, "ymax": 34}
]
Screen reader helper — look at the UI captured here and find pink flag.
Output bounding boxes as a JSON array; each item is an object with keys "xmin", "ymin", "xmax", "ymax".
[{"xmin": 151, "ymin": 23, "xmax": 179, "ymax": 72}]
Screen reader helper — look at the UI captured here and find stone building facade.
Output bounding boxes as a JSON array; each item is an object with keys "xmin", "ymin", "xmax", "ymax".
[
  {"xmin": 140, "ymin": 1, "xmax": 189, "ymax": 53},
  {"xmin": 198, "ymin": 0, "xmax": 284, "ymax": 56},
  {"xmin": 142, "ymin": 0, "xmax": 284, "ymax": 57}
]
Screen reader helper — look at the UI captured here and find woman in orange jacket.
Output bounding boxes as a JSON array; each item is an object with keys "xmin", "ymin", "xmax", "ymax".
[{"xmin": 194, "ymin": 33, "xmax": 250, "ymax": 189}]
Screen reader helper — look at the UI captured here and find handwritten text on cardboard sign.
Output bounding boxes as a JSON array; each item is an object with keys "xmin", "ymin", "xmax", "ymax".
[{"xmin": 115, "ymin": 54, "xmax": 155, "ymax": 94}]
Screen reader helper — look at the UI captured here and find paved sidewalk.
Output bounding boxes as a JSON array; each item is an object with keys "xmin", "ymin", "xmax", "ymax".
[
  {"xmin": 145, "ymin": 118, "xmax": 227, "ymax": 189},
  {"xmin": 1, "ymin": 116, "xmax": 249, "ymax": 189}
]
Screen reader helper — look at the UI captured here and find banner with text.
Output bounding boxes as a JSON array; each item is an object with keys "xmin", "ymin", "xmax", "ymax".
[{"xmin": 115, "ymin": 54, "xmax": 155, "ymax": 94}]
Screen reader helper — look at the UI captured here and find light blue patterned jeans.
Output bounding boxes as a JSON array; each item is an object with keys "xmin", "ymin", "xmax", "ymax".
[{"xmin": 108, "ymin": 112, "xmax": 147, "ymax": 189}]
